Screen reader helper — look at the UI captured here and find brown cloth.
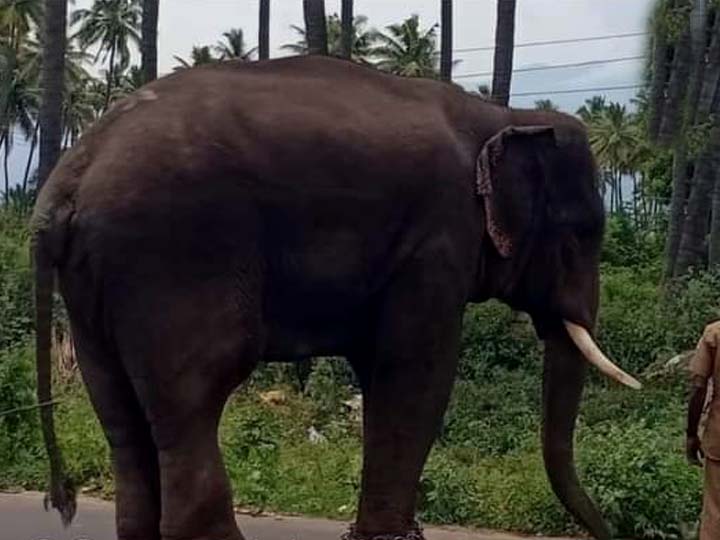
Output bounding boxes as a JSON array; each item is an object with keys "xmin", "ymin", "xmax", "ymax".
[
  {"xmin": 691, "ymin": 322, "xmax": 720, "ymax": 540},
  {"xmin": 700, "ymin": 458, "xmax": 720, "ymax": 540},
  {"xmin": 690, "ymin": 321, "xmax": 720, "ymax": 460}
]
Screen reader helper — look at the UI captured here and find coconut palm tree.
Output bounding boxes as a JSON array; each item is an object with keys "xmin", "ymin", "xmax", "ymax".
[
  {"xmin": 71, "ymin": 0, "xmax": 141, "ymax": 111},
  {"xmin": 576, "ymin": 95, "xmax": 607, "ymax": 124},
  {"xmin": 214, "ymin": 28, "xmax": 256, "ymax": 61},
  {"xmin": 491, "ymin": 0, "xmax": 516, "ymax": 106},
  {"xmin": 340, "ymin": 0, "xmax": 352, "ymax": 59},
  {"xmin": 588, "ymin": 103, "xmax": 638, "ymax": 213},
  {"xmin": 370, "ymin": 15, "xmax": 439, "ymax": 78},
  {"xmin": 173, "ymin": 45, "xmax": 216, "ymax": 70},
  {"xmin": 141, "ymin": 0, "xmax": 159, "ymax": 83},
  {"xmin": 62, "ymin": 76, "xmax": 98, "ymax": 148},
  {"xmin": 534, "ymin": 99, "xmax": 559, "ymax": 112},
  {"xmin": 645, "ymin": 0, "xmax": 720, "ymax": 278},
  {"xmin": 0, "ymin": 43, "xmax": 36, "ymax": 203},
  {"xmin": 303, "ymin": 0, "xmax": 327, "ymax": 56},
  {"xmin": 283, "ymin": 13, "xmax": 374, "ymax": 62},
  {"xmin": 440, "ymin": 0, "xmax": 452, "ymax": 81},
  {"xmin": 0, "ymin": 0, "xmax": 42, "ymax": 50},
  {"xmin": 258, "ymin": 0, "xmax": 269, "ymax": 60},
  {"xmin": 38, "ymin": 0, "xmax": 67, "ymax": 194}
]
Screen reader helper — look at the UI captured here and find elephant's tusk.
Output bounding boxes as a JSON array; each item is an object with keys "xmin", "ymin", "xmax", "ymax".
[{"xmin": 563, "ymin": 320, "xmax": 642, "ymax": 390}]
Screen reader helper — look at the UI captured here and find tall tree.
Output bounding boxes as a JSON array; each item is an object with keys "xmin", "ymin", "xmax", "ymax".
[
  {"xmin": 173, "ymin": 45, "xmax": 216, "ymax": 70},
  {"xmin": 38, "ymin": 0, "xmax": 67, "ymax": 190},
  {"xmin": 37, "ymin": 0, "xmax": 76, "ymax": 527},
  {"xmin": 370, "ymin": 15, "xmax": 439, "ymax": 78},
  {"xmin": 258, "ymin": 0, "xmax": 269, "ymax": 60},
  {"xmin": 491, "ymin": 0, "xmax": 516, "ymax": 106},
  {"xmin": 214, "ymin": 28, "xmax": 256, "ymax": 61},
  {"xmin": 141, "ymin": 0, "xmax": 159, "ymax": 83},
  {"xmin": 303, "ymin": 0, "xmax": 327, "ymax": 56},
  {"xmin": 0, "ymin": 45, "xmax": 37, "ymax": 203},
  {"xmin": 440, "ymin": 0, "xmax": 452, "ymax": 81},
  {"xmin": 340, "ymin": 0, "xmax": 352, "ymax": 59},
  {"xmin": 284, "ymin": 13, "xmax": 374, "ymax": 62},
  {"xmin": 535, "ymin": 99, "xmax": 559, "ymax": 111},
  {"xmin": 0, "ymin": 0, "xmax": 42, "ymax": 50},
  {"xmin": 71, "ymin": 0, "xmax": 141, "ymax": 111}
]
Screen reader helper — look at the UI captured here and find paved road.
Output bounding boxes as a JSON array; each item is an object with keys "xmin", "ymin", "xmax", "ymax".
[{"xmin": 0, "ymin": 492, "xmax": 573, "ymax": 540}]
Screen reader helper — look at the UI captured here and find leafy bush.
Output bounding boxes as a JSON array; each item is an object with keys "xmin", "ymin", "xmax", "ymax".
[
  {"xmin": 0, "ymin": 345, "xmax": 44, "ymax": 486},
  {"xmin": 0, "ymin": 210, "xmax": 33, "ymax": 350},
  {"xmin": 602, "ymin": 213, "xmax": 664, "ymax": 268},
  {"xmin": 459, "ymin": 302, "xmax": 541, "ymax": 381},
  {"xmin": 599, "ymin": 267, "xmax": 720, "ymax": 374},
  {"xmin": 580, "ymin": 423, "xmax": 701, "ymax": 539}
]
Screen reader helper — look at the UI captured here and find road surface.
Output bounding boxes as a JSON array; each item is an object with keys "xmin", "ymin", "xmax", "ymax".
[{"xmin": 0, "ymin": 492, "xmax": 572, "ymax": 540}]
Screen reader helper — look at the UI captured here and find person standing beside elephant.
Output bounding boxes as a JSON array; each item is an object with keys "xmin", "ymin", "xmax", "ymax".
[{"xmin": 687, "ymin": 320, "xmax": 720, "ymax": 540}]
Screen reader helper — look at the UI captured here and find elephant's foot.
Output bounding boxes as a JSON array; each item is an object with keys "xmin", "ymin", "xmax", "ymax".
[{"xmin": 342, "ymin": 522, "xmax": 425, "ymax": 540}]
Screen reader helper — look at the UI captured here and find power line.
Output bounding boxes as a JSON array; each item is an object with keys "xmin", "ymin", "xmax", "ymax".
[
  {"xmin": 454, "ymin": 55, "xmax": 646, "ymax": 79},
  {"xmin": 454, "ymin": 31, "xmax": 649, "ymax": 54},
  {"xmin": 510, "ymin": 84, "xmax": 643, "ymax": 97}
]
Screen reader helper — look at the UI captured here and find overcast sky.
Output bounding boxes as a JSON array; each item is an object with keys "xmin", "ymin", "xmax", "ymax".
[{"xmin": 9, "ymin": 0, "xmax": 654, "ymax": 186}]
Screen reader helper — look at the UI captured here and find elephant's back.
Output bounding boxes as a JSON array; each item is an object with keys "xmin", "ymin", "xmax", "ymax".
[{"xmin": 64, "ymin": 57, "xmax": 471, "ymax": 214}]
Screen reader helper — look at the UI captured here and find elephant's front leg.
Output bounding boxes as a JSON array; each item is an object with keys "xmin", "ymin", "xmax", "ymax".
[{"xmin": 352, "ymin": 255, "xmax": 466, "ymax": 539}]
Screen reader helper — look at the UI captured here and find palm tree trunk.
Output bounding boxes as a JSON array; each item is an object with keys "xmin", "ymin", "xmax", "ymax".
[
  {"xmin": 23, "ymin": 121, "xmax": 40, "ymax": 193},
  {"xmin": 141, "ymin": 0, "xmax": 160, "ymax": 83},
  {"xmin": 440, "ymin": 0, "xmax": 453, "ymax": 81},
  {"xmin": 685, "ymin": 0, "xmax": 710, "ymax": 126},
  {"xmin": 632, "ymin": 173, "xmax": 638, "ymax": 225},
  {"xmin": 658, "ymin": 15, "xmax": 692, "ymax": 145},
  {"xmin": 2, "ymin": 135, "xmax": 8, "ymax": 206},
  {"xmin": 303, "ymin": 0, "xmax": 328, "ymax": 56},
  {"xmin": 694, "ymin": 9, "xmax": 720, "ymax": 124},
  {"xmin": 673, "ymin": 10, "xmax": 720, "ymax": 276},
  {"xmin": 675, "ymin": 122, "xmax": 720, "ymax": 275},
  {"xmin": 664, "ymin": 144, "xmax": 690, "ymax": 279},
  {"xmin": 491, "ymin": 0, "xmax": 516, "ymax": 106},
  {"xmin": 709, "ymin": 170, "xmax": 720, "ymax": 268},
  {"xmin": 259, "ymin": 0, "xmax": 271, "ymax": 60},
  {"xmin": 340, "ymin": 0, "xmax": 353, "ymax": 60},
  {"xmin": 647, "ymin": 34, "xmax": 670, "ymax": 142},
  {"xmin": 38, "ymin": 0, "xmax": 68, "ymax": 190},
  {"xmin": 104, "ymin": 43, "xmax": 117, "ymax": 111}
]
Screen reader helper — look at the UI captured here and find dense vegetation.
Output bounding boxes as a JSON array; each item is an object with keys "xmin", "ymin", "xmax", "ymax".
[{"xmin": 1, "ymin": 204, "xmax": 716, "ymax": 540}]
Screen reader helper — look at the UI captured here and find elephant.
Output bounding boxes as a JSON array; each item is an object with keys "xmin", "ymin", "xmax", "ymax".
[{"xmin": 32, "ymin": 55, "xmax": 640, "ymax": 540}]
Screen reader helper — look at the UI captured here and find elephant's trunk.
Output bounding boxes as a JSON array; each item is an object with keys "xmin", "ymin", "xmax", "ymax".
[{"xmin": 542, "ymin": 330, "xmax": 611, "ymax": 540}]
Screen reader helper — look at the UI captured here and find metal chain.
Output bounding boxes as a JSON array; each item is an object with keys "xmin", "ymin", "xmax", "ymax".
[
  {"xmin": 0, "ymin": 399, "xmax": 62, "ymax": 419},
  {"xmin": 341, "ymin": 523, "xmax": 425, "ymax": 540}
]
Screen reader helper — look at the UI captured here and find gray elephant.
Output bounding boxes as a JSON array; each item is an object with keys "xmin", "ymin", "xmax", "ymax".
[{"xmin": 32, "ymin": 56, "xmax": 640, "ymax": 540}]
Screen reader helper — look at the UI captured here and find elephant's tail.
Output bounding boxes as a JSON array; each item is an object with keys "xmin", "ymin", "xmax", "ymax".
[{"xmin": 31, "ymin": 187, "xmax": 77, "ymax": 526}]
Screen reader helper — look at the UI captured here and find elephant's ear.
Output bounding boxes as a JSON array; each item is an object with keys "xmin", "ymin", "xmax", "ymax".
[{"xmin": 476, "ymin": 125, "xmax": 556, "ymax": 258}]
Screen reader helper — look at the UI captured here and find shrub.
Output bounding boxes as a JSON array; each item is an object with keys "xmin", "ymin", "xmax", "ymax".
[
  {"xmin": 0, "ymin": 345, "xmax": 44, "ymax": 487},
  {"xmin": 0, "ymin": 210, "xmax": 33, "ymax": 350},
  {"xmin": 579, "ymin": 422, "xmax": 701, "ymax": 539},
  {"xmin": 602, "ymin": 213, "xmax": 664, "ymax": 268},
  {"xmin": 459, "ymin": 302, "xmax": 541, "ymax": 381}
]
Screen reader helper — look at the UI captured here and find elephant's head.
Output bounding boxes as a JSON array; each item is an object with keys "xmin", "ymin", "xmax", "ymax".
[{"xmin": 475, "ymin": 120, "xmax": 640, "ymax": 540}]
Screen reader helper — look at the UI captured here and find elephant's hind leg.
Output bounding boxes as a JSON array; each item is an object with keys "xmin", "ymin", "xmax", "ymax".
[
  {"xmin": 114, "ymin": 280, "xmax": 264, "ymax": 540},
  {"xmin": 66, "ymin": 320, "xmax": 162, "ymax": 540}
]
